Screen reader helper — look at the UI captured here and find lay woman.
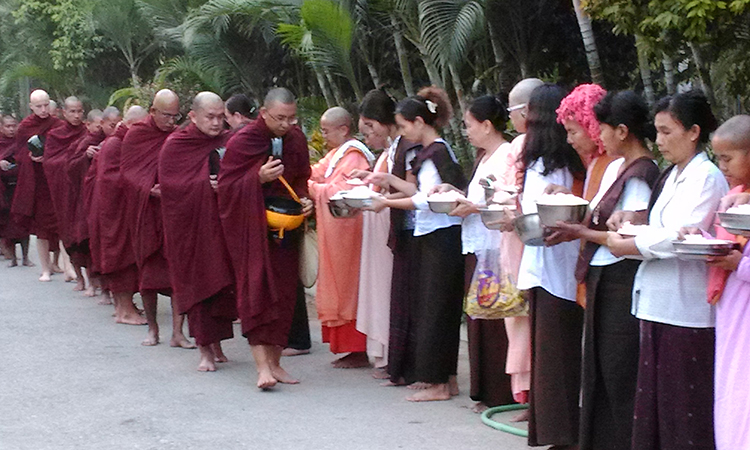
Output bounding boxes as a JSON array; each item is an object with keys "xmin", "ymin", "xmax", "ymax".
[
  {"xmin": 607, "ymin": 90, "xmax": 728, "ymax": 450},
  {"xmin": 551, "ymin": 91, "xmax": 660, "ymax": 450},
  {"xmin": 516, "ymin": 84, "xmax": 586, "ymax": 449},
  {"xmin": 366, "ymin": 86, "xmax": 466, "ymax": 402}
]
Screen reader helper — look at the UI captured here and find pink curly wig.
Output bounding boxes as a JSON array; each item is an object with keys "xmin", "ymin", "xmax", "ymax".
[{"xmin": 556, "ymin": 83, "xmax": 607, "ymax": 156}]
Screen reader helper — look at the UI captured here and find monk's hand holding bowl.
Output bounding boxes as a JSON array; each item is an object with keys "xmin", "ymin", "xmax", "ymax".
[
  {"xmin": 259, "ymin": 156, "xmax": 284, "ymax": 184},
  {"xmin": 30, "ymin": 154, "xmax": 43, "ymax": 163},
  {"xmin": 707, "ymin": 250, "xmax": 743, "ymax": 271},
  {"xmin": 209, "ymin": 175, "xmax": 218, "ymax": 192},
  {"xmin": 0, "ymin": 160, "xmax": 10, "ymax": 171},
  {"xmin": 719, "ymin": 192, "xmax": 750, "ymax": 212},
  {"xmin": 448, "ymin": 197, "xmax": 477, "ymax": 218},
  {"xmin": 544, "ymin": 184, "xmax": 572, "ymax": 195},
  {"xmin": 150, "ymin": 183, "xmax": 161, "ymax": 198},
  {"xmin": 300, "ymin": 197, "xmax": 314, "ymax": 217}
]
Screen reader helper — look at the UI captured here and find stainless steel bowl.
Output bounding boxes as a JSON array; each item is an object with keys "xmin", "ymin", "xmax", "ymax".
[
  {"xmin": 536, "ymin": 203, "xmax": 588, "ymax": 227},
  {"xmin": 428, "ymin": 200, "xmax": 457, "ymax": 214},
  {"xmin": 718, "ymin": 212, "xmax": 750, "ymax": 231},
  {"xmin": 343, "ymin": 195, "xmax": 373, "ymax": 208},
  {"xmin": 513, "ymin": 213, "xmax": 544, "ymax": 246},
  {"xmin": 328, "ymin": 193, "xmax": 360, "ymax": 218},
  {"xmin": 479, "ymin": 208, "xmax": 507, "ymax": 230},
  {"xmin": 672, "ymin": 240, "xmax": 739, "ymax": 257}
]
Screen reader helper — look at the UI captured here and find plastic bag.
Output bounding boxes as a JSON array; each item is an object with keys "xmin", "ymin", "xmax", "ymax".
[{"xmin": 465, "ymin": 248, "xmax": 527, "ymax": 320}]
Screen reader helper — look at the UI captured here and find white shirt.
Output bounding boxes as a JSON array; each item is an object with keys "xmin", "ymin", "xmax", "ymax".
[
  {"xmin": 631, "ymin": 152, "xmax": 728, "ymax": 328},
  {"xmin": 410, "ymin": 140, "xmax": 462, "ymax": 236},
  {"xmin": 461, "ymin": 143, "xmax": 510, "ymax": 254},
  {"xmin": 516, "ymin": 158, "xmax": 581, "ymax": 301},
  {"xmin": 589, "ymin": 158, "xmax": 654, "ymax": 266}
]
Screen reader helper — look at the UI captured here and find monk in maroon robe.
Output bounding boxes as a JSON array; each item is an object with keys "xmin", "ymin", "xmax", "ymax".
[
  {"xmin": 43, "ymin": 96, "xmax": 87, "ymax": 288},
  {"xmin": 160, "ymin": 92, "xmax": 237, "ymax": 372},
  {"xmin": 0, "ymin": 114, "xmax": 30, "ymax": 265},
  {"xmin": 218, "ymin": 87, "xmax": 313, "ymax": 389},
  {"xmin": 89, "ymin": 106, "xmax": 147, "ymax": 326},
  {"xmin": 11, "ymin": 89, "xmax": 63, "ymax": 281},
  {"xmin": 120, "ymin": 90, "xmax": 193, "ymax": 348}
]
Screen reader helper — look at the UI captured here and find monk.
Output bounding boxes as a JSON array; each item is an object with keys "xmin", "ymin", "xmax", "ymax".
[
  {"xmin": 66, "ymin": 108, "xmax": 106, "ymax": 297},
  {"xmin": 224, "ymin": 94, "xmax": 257, "ymax": 130},
  {"xmin": 0, "ymin": 114, "xmax": 30, "ymax": 265},
  {"xmin": 160, "ymin": 92, "xmax": 238, "ymax": 372},
  {"xmin": 218, "ymin": 87, "xmax": 313, "ymax": 389},
  {"xmin": 309, "ymin": 107, "xmax": 374, "ymax": 368},
  {"xmin": 89, "ymin": 105, "xmax": 147, "ymax": 326},
  {"xmin": 11, "ymin": 89, "xmax": 63, "ymax": 281},
  {"xmin": 120, "ymin": 90, "xmax": 194, "ymax": 348},
  {"xmin": 43, "ymin": 96, "xmax": 87, "ymax": 289}
]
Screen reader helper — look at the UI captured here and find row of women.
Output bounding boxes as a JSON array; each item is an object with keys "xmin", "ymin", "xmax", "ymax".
[{"xmin": 353, "ymin": 80, "xmax": 749, "ymax": 450}]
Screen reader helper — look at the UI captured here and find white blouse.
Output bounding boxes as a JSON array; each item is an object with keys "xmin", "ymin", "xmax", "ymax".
[
  {"xmin": 631, "ymin": 152, "xmax": 729, "ymax": 328},
  {"xmin": 516, "ymin": 158, "xmax": 581, "ymax": 301},
  {"xmin": 410, "ymin": 140, "xmax": 462, "ymax": 237}
]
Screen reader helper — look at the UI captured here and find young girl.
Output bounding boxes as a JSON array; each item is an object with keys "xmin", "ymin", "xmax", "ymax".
[{"xmin": 366, "ymin": 86, "xmax": 466, "ymax": 402}]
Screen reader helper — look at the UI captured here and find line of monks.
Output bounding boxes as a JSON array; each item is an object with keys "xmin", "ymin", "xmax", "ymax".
[{"xmin": 0, "ymin": 87, "xmax": 388, "ymax": 390}]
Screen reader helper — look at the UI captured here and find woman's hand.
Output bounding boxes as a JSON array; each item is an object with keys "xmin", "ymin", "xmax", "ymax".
[
  {"xmin": 719, "ymin": 192, "xmax": 750, "ymax": 212},
  {"xmin": 607, "ymin": 210, "xmax": 648, "ymax": 231},
  {"xmin": 348, "ymin": 169, "xmax": 371, "ymax": 180},
  {"xmin": 485, "ymin": 207, "xmax": 517, "ymax": 232},
  {"xmin": 448, "ymin": 198, "xmax": 477, "ymax": 218},
  {"xmin": 544, "ymin": 221, "xmax": 587, "ymax": 246},
  {"xmin": 707, "ymin": 250, "xmax": 742, "ymax": 271},
  {"xmin": 606, "ymin": 231, "xmax": 639, "ymax": 258},
  {"xmin": 363, "ymin": 195, "xmax": 388, "ymax": 213},
  {"xmin": 543, "ymin": 184, "xmax": 572, "ymax": 195},
  {"xmin": 364, "ymin": 172, "xmax": 391, "ymax": 189},
  {"xmin": 300, "ymin": 197, "xmax": 314, "ymax": 217},
  {"xmin": 429, "ymin": 183, "xmax": 459, "ymax": 196},
  {"xmin": 677, "ymin": 227, "xmax": 702, "ymax": 240}
]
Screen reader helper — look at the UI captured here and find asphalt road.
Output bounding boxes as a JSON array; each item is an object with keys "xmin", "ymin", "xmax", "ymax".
[{"xmin": 0, "ymin": 239, "xmax": 530, "ymax": 450}]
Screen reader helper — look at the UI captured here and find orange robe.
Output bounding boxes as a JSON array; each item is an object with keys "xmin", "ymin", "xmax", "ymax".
[{"xmin": 309, "ymin": 143, "xmax": 372, "ymax": 354}]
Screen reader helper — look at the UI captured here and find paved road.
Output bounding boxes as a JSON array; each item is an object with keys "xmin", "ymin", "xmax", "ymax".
[{"xmin": 0, "ymin": 240, "xmax": 529, "ymax": 450}]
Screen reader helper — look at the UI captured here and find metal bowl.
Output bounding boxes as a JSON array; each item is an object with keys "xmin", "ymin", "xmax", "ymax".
[
  {"xmin": 718, "ymin": 212, "xmax": 750, "ymax": 231},
  {"xmin": 27, "ymin": 134, "xmax": 45, "ymax": 157},
  {"xmin": 536, "ymin": 203, "xmax": 588, "ymax": 228},
  {"xmin": 479, "ymin": 207, "xmax": 510, "ymax": 230},
  {"xmin": 427, "ymin": 200, "xmax": 457, "ymax": 214},
  {"xmin": 672, "ymin": 240, "xmax": 739, "ymax": 257},
  {"xmin": 513, "ymin": 213, "xmax": 544, "ymax": 246},
  {"xmin": 342, "ymin": 191, "xmax": 373, "ymax": 208},
  {"xmin": 328, "ymin": 194, "xmax": 361, "ymax": 218}
]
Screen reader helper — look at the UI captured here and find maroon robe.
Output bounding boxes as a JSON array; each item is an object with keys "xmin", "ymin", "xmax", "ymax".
[
  {"xmin": 159, "ymin": 123, "xmax": 237, "ymax": 345},
  {"xmin": 120, "ymin": 116, "xmax": 172, "ymax": 293},
  {"xmin": 10, "ymin": 114, "xmax": 62, "ymax": 240},
  {"xmin": 89, "ymin": 125, "xmax": 138, "ymax": 292},
  {"xmin": 43, "ymin": 121, "xmax": 86, "ymax": 249},
  {"xmin": 0, "ymin": 134, "xmax": 18, "ymax": 238},
  {"xmin": 218, "ymin": 118, "xmax": 310, "ymax": 346}
]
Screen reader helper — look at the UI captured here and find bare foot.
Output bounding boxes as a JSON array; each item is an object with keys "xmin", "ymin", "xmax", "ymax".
[
  {"xmin": 22, "ymin": 259, "xmax": 34, "ymax": 267},
  {"xmin": 52, "ymin": 264, "xmax": 64, "ymax": 274},
  {"xmin": 332, "ymin": 352, "xmax": 370, "ymax": 369},
  {"xmin": 170, "ymin": 336, "xmax": 197, "ymax": 349},
  {"xmin": 212, "ymin": 343, "xmax": 228, "ymax": 363},
  {"xmin": 198, "ymin": 359, "xmax": 216, "ymax": 372},
  {"xmin": 73, "ymin": 280, "xmax": 85, "ymax": 291},
  {"xmin": 38, "ymin": 272, "xmax": 52, "ymax": 282},
  {"xmin": 381, "ymin": 378, "xmax": 406, "ymax": 387},
  {"xmin": 257, "ymin": 369, "xmax": 278, "ymax": 390},
  {"xmin": 281, "ymin": 348, "xmax": 310, "ymax": 357},
  {"xmin": 7, "ymin": 260, "xmax": 17, "ymax": 268},
  {"xmin": 510, "ymin": 409, "xmax": 530, "ymax": 423},
  {"xmin": 407, "ymin": 382, "xmax": 430, "ymax": 390},
  {"xmin": 272, "ymin": 367, "xmax": 300, "ymax": 384},
  {"xmin": 141, "ymin": 328, "xmax": 159, "ymax": 346},
  {"xmin": 372, "ymin": 367, "xmax": 390, "ymax": 379},
  {"xmin": 449, "ymin": 375, "xmax": 459, "ymax": 396},
  {"xmin": 472, "ymin": 402, "xmax": 488, "ymax": 414},
  {"xmin": 406, "ymin": 383, "xmax": 452, "ymax": 402},
  {"xmin": 86, "ymin": 286, "xmax": 99, "ymax": 298},
  {"xmin": 116, "ymin": 312, "xmax": 147, "ymax": 326},
  {"xmin": 198, "ymin": 346, "xmax": 217, "ymax": 372}
]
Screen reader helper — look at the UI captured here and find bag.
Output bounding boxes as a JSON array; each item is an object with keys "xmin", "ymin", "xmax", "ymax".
[
  {"xmin": 299, "ymin": 222, "xmax": 319, "ymax": 288},
  {"xmin": 465, "ymin": 248, "xmax": 527, "ymax": 320}
]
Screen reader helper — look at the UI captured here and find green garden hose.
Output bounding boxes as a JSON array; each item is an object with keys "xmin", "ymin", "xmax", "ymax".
[{"xmin": 480, "ymin": 404, "xmax": 529, "ymax": 437}]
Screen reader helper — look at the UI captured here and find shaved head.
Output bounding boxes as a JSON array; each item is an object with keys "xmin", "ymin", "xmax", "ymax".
[
  {"xmin": 321, "ymin": 107, "xmax": 352, "ymax": 129},
  {"xmin": 62, "ymin": 96, "xmax": 84, "ymax": 126},
  {"xmin": 30, "ymin": 89, "xmax": 50, "ymax": 104},
  {"xmin": 101, "ymin": 106, "xmax": 122, "ymax": 137},
  {"xmin": 264, "ymin": 87, "xmax": 296, "ymax": 109},
  {"xmin": 152, "ymin": 89, "xmax": 180, "ymax": 111},
  {"xmin": 151, "ymin": 89, "xmax": 180, "ymax": 132},
  {"xmin": 509, "ymin": 78, "xmax": 544, "ymax": 106},
  {"xmin": 29, "ymin": 90, "xmax": 52, "ymax": 119},
  {"xmin": 124, "ymin": 105, "xmax": 147, "ymax": 125},
  {"xmin": 714, "ymin": 115, "xmax": 750, "ymax": 150},
  {"xmin": 320, "ymin": 106, "xmax": 353, "ymax": 149},
  {"xmin": 0, "ymin": 114, "xmax": 17, "ymax": 138},
  {"xmin": 101, "ymin": 106, "xmax": 120, "ymax": 121},
  {"xmin": 64, "ymin": 96, "xmax": 83, "ymax": 110},
  {"xmin": 191, "ymin": 91, "xmax": 223, "ymax": 113},
  {"xmin": 87, "ymin": 108, "xmax": 103, "ymax": 122},
  {"xmin": 86, "ymin": 108, "xmax": 103, "ymax": 133}
]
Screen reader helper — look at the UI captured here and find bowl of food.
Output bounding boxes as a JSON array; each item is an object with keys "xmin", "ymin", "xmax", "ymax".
[
  {"xmin": 536, "ymin": 194, "xmax": 589, "ymax": 227},
  {"xmin": 427, "ymin": 191, "xmax": 465, "ymax": 214},
  {"xmin": 265, "ymin": 196, "xmax": 304, "ymax": 237},
  {"xmin": 328, "ymin": 191, "xmax": 360, "ymax": 218},
  {"xmin": 513, "ymin": 213, "xmax": 544, "ymax": 246},
  {"xmin": 672, "ymin": 235, "xmax": 739, "ymax": 260},
  {"xmin": 343, "ymin": 186, "xmax": 377, "ymax": 208},
  {"xmin": 479, "ymin": 203, "xmax": 516, "ymax": 230},
  {"xmin": 617, "ymin": 221, "xmax": 650, "ymax": 238},
  {"xmin": 719, "ymin": 204, "xmax": 750, "ymax": 234}
]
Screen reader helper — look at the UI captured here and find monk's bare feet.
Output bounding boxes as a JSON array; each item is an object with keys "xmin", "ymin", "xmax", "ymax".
[
  {"xmin": 332, "ymin": 352, "xmax": 370, "ymax": 369},
  {"xmin": 73, "ymin": 279, "xmax": 85, "ymax": 291},
  {"xmin": 472, "ymin": 402, "xmax": 488, "ymax": 414},
  {"xmin": 381, "ymin": 377, "xmax": 406, "ymax": 387},
  {"xmin": 141, "ymin": 327, "xmax": 159, "ymax": 346},
  {"xmin": 170, "ymin": 336, "xmax": 196, "ymax": 349},
  {"xmin": 212, "ymin": 343, "xmax": 228, "ymax": 363},
  {"xmin": 257, "ymin": 369, "xmax": 277, "ymax": 390},
  {"xmin": 407, "ymin": 382, "xmax": 430, "ymax": 390},
  {"xmin": 8, "ymin": 259, "xmax": 17, "ymax": 268},
  {"xmin": 271, "ymin": 367, "xmax": 300, "ymax": 384},
  {"xmin": 39, "ymin": 272, "xmax": 52, "ymax": 282},
  {"xmin": 198, "ymin": 346, "xmax": 217, "ymax": 372},
  {"xmin": 281, "ymin": 348, "xmax": 310, "ymax": 357},
  {"xmin": 87, "ymin": 286, "xmax": 100, "ymax": 298},
  {"xmin": 510, "ymin": 409, "xmax": 530, "ymax": 422},
  {"xmin": 116, "ymin": 312, "xmax": 147, "ymax": 326},
  {"xmin": 449, "ymin": 375, "xmax": 459, "ymax": 396},
  {"xmin": 406, "ymin": 383, "xmax": 452, "ymax": 402},
  {"xmin": 372, "ymin": 367, "xmax": 390, "ymax": 379},
  {"xmin": 22, "ymin": 258, "xmax": 34, "ymax": 267}
]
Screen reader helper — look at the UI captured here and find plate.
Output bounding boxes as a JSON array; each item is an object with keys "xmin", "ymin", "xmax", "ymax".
[{"xmin": 723, "ymin": 226, "xmax": 750, "ymax": 237}]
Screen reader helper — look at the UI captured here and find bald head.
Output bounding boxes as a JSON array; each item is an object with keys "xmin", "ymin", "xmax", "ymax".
[
  {"xmin": 714, "ymin": 115, "xmax": 750, "ymax": 150},
  {"xmin": 30, "ymin": 89, "xmax": 50, "ymax": 104},
  {"xmin": 264, "ymin": 88, "xmax": 296, "ymax": 109},
  {"xmin": 0, "ymin": 115, "xmax": 17, "ymax": 138},
  {"xmin": 320, "ymin": 106, "xmax": 353, "ymax": 149},
  {"xmin": 101, "ymin": 106, "xmax": 121, "ymax": 137},
  {"xmin": 29, "ymin": 90, "xmax": 51, "ymax": 119},
  {"xmin": 124, "ymin": 105, "xmax": 147, "ymax": 126},
  {"xmin": 191, "ymin": 91, "xmax": 223, "ymax": 113},
  {"xmin": 189, "ymin": 92, "xmax": 225, "ymax": 137},
  {"xmin": 151, "ymin": 89, "xmax": 180, "ymax": 132},
  {"xmin": 63, "ymin": 96, "xmax": 84, "ymax": 126},
  {"xmin": 509, "ymin": 78, "xmax": 544, "ymax": 106},
  {"xmin": 86, "ymin": 108, "xmax": 103, "ymax": 134},
  {"xmin": 87, "ymin": 109, "xmax": 103, "ymax": 122},
  {"xmin": 322, "ymin": 107, "xmax": 352, "ymax": 129}
]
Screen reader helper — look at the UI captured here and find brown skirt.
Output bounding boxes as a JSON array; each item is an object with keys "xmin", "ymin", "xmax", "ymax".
[
  {"xmin": 186, "ymin": 287, "xmax": 237, "ymax": 346},
  {"xmin": 631, "ymin": 320, "xmax": 715, "ymax": 450},
  {"xmin": 528, "ymin": 287, "xmax": 584, "ymax": 447}
]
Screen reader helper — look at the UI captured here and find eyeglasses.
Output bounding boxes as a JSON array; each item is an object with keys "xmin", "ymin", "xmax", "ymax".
[
  {"xmin": 266, "ymin": 112, "xmax": 298, "ymax": 125},
  {"xmin": 156, "ymin": 109, "xmax": 182, "ymax": 122},
  {"xmin": 507, "ymin": 104, "xmax": 527, "ymax": 113}
]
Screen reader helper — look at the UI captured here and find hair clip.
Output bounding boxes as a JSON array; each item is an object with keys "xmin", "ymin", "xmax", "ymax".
[{"xmin": 425, "ymin": 100, "xmax": 438, "ymax": 114}]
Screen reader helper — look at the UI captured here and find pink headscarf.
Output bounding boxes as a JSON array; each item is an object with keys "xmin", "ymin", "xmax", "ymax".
[{"xmin": 556, "ymin": 83, "xmax": 607, "ymax": 157}]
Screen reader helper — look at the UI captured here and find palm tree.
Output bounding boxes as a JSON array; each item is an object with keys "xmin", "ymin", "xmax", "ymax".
[{"xmin": 572, "ymin": 0, "xmax": 604, "ymax": 86}]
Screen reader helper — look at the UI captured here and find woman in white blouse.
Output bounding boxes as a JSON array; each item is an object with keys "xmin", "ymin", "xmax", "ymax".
[{"xmin": 607, "ymin": 90, "xmax": 727, "ymax": 450}]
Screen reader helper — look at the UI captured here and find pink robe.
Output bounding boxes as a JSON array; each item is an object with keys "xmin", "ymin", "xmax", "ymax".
[
  {"xmin": 501, "ymin": 134, "xmax": 531, "ymax": 401},
  {"xmin": 309, "ymin": 144, "xmax": 370, "ymax": 354},
  {"xmin": 356, "ymin": 152, "xmax": 393, "ymax": 367}
]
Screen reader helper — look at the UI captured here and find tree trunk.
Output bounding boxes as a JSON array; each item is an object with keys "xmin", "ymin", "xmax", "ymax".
[
  {"xmin": 662, "ymin": 53, "xmax": 676, "ymax": 94},
  {"xmin": 689, "ymin": 42, "xmax": 716, "ymax": 106},
  {"xmin": 19, "ymin": 77, "xmax": 30, "ymax": 116},
  {"xmin": 324, "ymin": 68, "xmax": 345, "ymax": 105},
  {"xmin": 635, "ymin": 34, "xmax": 654, "ymax": 106},
  {"xmin": 390, "ymin": 14, "xmax": 414, "ymax": 96},
  {"xmin": 357, "ymin": 38, "xmax": 380, "ymax": 89},
  {"xmin": 314, "ymin": 66, "xmax": 335, "ymax": 107},
  {"xmin": 448, "ymin": 62, "xmax": 467, "ymax": 117},
  {"xmin": 487, "ymin": 21, "xmax": 505, "ymax": 93},
  {"xmin": 572, "ymin": 0, "xmax": 604, "ymax": 86},
  {"xmin": 418, "ymin": 47, "xmax": 443, "ymax": 88}
]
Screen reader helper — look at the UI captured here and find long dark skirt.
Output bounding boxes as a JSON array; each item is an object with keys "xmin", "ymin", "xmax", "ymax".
[
  {"xmin": 631, "ymin": 320, "xmax": 715, "ymax": 450},
  {"xmin": 406, "ymin": 225, "xmax": 464, "ymax": 384},
  {"xmin": 465, "ymin": 253, "xmax": 514, "ymax": 407},
  {"xmin": 528, "ymin": 287, "xmax": 584, "ymax": 447},
  {"xmin": 580, "ymin": 260, "xmax": 641, "ymax": 450},
  {"xmin": 286, "ymin": 282, "xmax": 311, "ymax": 351},
  {"xmin": 387, "ymin": 230, "xmax": 416, "ymax": 383},
  {"xmin": 186, "ymin": 286, "xmax": 237, "ymax": 346}
]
